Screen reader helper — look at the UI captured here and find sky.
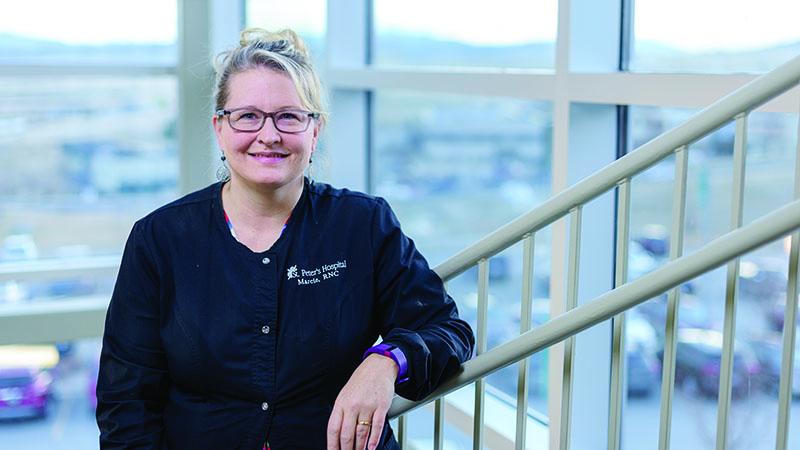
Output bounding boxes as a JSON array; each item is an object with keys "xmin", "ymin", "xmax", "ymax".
[
  {"xmin": 1, "ymin": 0, "xmax": 799, "ymax": 52},
  {"xmin": 0, "ymin": 0, "xmax": 177, "ymax": 44}
]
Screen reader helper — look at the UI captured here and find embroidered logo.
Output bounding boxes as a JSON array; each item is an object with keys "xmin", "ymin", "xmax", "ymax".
[{"xmin": 287, "ymin": 260, "xmax": 347, "ymax": 286}]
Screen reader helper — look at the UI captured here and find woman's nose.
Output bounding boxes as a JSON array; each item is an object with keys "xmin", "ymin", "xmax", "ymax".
[{"xmin": 257, "ymin": 117, "xmax": 282, "ymax": 144}]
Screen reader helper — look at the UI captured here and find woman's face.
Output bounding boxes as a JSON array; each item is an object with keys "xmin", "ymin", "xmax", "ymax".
[{"xmin": 213, "ymin": 67, "xmax": 319, "ymax": 192}]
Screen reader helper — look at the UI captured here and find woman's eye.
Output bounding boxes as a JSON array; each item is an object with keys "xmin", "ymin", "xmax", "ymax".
[
  {"xmin": 238, "ymin": 112, "xmax": 260, "ymax": 120},
  {"xmin": 277, "ymin": 112, "xmax": 303, "ymax": 122}
]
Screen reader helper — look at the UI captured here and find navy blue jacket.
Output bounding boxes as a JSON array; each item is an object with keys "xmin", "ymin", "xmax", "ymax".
[{"xmin": 96, "ymin": 180, "xmax": 474, "ymax": 449}]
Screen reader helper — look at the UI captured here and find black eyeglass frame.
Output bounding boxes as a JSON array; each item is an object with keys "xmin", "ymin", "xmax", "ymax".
[{"xmin": 215, "ymin": 107, "xmax": 320, "ymax": 134}]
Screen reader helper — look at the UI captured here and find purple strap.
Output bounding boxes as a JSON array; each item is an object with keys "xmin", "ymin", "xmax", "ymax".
[{"xmin": 363, "ymin": 343, "xmax": 409, "ymax": 384}]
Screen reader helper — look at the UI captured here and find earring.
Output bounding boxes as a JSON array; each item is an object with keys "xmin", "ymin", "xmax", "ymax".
[{"xmin": 221, "ymin": 154, "xmax": 227, "ymax": 162}]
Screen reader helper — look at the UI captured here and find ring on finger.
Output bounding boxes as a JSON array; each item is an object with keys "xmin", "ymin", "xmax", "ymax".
[{"xmin": 357, "ymin": 419, "xmax": 371, "ymax": 426}]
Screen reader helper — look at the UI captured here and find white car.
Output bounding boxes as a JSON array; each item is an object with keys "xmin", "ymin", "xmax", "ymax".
[{"xmin": 0, "ymin": 234, "xmax": 38, "ymax": 262}]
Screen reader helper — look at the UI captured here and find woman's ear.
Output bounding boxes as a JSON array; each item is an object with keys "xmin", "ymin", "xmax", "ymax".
[
  {"xmin": 212, "ymin": 114, "xmax": 224, "ymax": 146},
  {"xmin": 311, "ymin": 121, "xmax": 321, "ymax": 151}
]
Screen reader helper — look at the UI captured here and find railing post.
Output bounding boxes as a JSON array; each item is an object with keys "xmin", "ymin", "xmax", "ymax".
[
  {"xmin": 774, "ymin": 105, "xmax": 800, "ymax": 450},
  {"xmin": 397, "ymin": 416, "xmax": 407, "ymax": 448},
  {"xmin": 608, "ymin": 178, "xmax": 631, "ymax": 450},
  {"xmin": 715, "ymin": 112, "xmax": 748, "ymax": 450},
  {"xmin": 560, "ymin": 207, "xmax": 582, "ymax": 450},
  {"xmin": 433, "ymin": 398, "xmax": 445, "ymax": 450},
  {"xmin": 658, "ymin": 145, "xmax": 689, "ymax": 450},
  {"xmin": 515, "ymin": 233, "xmax": 535, "ymax": 450},
  {"xmin": 474, "ymin": 258, "xmax": 490, "ymax": 450}
]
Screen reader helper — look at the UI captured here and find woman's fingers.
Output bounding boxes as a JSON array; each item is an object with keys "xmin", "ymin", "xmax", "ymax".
[
  {"xmin": 340, "ymin": 410, "xmax": 359, "ymax": 450},
  {"xmin": 367, "ymin": 407, "xmax": 387, "ymax": 450},
  {"xmin": 328, "ymin": 355, "xmax": 398, "ymax": 449},
  {"xmin": 327, "ymin": 407, "xmax": 343, "ymax": 450},
  {"xmin": 354, "ymin": 415, "xmax": 371, "ymax": 450}
]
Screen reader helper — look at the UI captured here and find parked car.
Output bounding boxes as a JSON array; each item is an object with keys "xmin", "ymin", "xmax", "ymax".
[
  {"xmin": 748, "ymin": 331, "xmax": 800, "ymax": 396},
  {"xmin": 0, "ymin": 368, "xmax": 53, "ymax": 419},
  {"xmin": 739, "ymin": 257, "xmax": 788, "ymax": 303},
  {"xmin": 633, "ymin": 224, "xmax": 669, "ymax": 259},
  {"xmin": 0, "ymin": 233, "xmax": 38, "ymax": 262},
  {"xmin": 635, "ymin": 291, "xmax": 712, "ymax": 332},
  {"xmin": 0, "ymin": 345, "xmax": 59, "ymax": 420},
  {"xmin": 626, "ymin": 311, "xmax": 661, "ymax": 396},
  {"xmin": 766, "ymin": 294, "xmax": 800, "ymax": 332},
  {"xmin": 672, "ymin": 328, "xmax": 761, "ymax": 398},
  {"xmin": 628, "ymin": 240, "xmax": 660, "ymax": 281}
]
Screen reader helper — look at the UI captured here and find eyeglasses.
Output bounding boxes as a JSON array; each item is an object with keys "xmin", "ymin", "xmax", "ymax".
[{"xmin": 215, "ymin": 107, "xmax": 320, "ymax": 133}]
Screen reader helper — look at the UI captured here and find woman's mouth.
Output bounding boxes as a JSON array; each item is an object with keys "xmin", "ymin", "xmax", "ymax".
[{"xmin": 248, "ymin": 151, "xmax": 289, "ymax": 163}]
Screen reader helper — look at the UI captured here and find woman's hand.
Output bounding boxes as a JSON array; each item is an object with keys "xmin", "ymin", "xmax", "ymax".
[{"xmin": 327, "ymin": 354, "xmax": 398, "ymax": 450}]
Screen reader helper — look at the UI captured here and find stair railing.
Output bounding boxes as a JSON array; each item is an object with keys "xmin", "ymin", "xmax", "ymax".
[{"xmin": 388, "ymin": 54, "xmax": 800, "ymax": 450}]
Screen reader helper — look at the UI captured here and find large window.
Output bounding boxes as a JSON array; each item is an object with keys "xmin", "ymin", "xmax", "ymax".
[
  {"xmin": 5, "ymin": 0, "xmax": 800, "ymax": 448},
  {"xmin": 0, "ymin": 2, "xmax": 178, "ymax": 448}
]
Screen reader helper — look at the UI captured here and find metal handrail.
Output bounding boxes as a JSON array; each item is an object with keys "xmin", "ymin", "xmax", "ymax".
[
  {"xmin": 434, "ymin": 55, "xmax": 800, "ymax": 282},
  {"xmin": 388, "ymin": 54, "xmax": 800, "ymax": 450},
  {"xmin": 389, "ymin": 199, "xmax": 800, "ymax": 417}
]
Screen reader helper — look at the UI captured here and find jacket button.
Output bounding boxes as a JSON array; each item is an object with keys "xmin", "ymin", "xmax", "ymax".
[
  {"xmin": 261, "ymin": 402, "xmax": 269, "ymax": 411},
  {"xmin": 262, "ymin": 257, "xmax": 270, "ymax": 264},
  {"xmin": 261, "ymin": 325, "xmax": 270, "ymax": 334}
]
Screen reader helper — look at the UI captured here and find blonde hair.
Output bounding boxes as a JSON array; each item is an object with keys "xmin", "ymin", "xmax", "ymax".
[{"xmin": 213, "ymin": 28, "xmax": 328, "ymax": 128}]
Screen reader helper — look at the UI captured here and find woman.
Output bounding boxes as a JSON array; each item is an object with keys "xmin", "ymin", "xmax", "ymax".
[{"xmin": 96, "ymin": 28, "xmax": 474, "ymax": 450}]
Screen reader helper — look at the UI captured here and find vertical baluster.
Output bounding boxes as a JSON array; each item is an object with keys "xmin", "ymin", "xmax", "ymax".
[
  {"xmin": 398, "ymin": 415, "xmax": 407, "ymax": 448},
  {"xmin": 434, "ymin": 281, "xmax": 450, "ymax": 450},
  {"xmin": 716, "ymin": 113, "xmax": 748, "ymax": 450},
  {"xmin": 434, "ymin": 398, "xmax": 445, "ymax": 450},
  {"xmin": 559, "ymin": 207, "xmax": 582, "ymax": 450},
  {"xmin": 608, "ymin": 178, "xmax": 631, "ymax": 450},
  {"xmin": 474, "ymin": 258, "xmax": 490, "ymax": 450},
  {"xmin": 658, "ymin": 145, "xmax": 689, "ymax": 450},
  {"xmin": 774, "ymin": 106, "xmax": 800, "ymax": 450},
  {"xmin": 516, "ymin": 233, "xmax": 536, "ymax": 450}
]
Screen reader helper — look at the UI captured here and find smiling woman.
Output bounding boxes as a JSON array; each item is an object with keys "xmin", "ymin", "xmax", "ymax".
[
  {"xmin": 213, "ymin": 68, "xmax": 321, "ymax": 195},
  {"xmin": 95, "ymin": 27, "xmax": 474, "ymax": 450}
]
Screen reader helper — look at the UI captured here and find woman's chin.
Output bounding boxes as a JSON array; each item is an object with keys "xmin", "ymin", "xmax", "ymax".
[{"xmin": 234, "ymin": 172, "xmax": 305, "ymax": 191}]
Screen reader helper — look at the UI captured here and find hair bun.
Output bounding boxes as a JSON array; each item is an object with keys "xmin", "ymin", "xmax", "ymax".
[{"xmin": 239, "ymin": 28, "xmax": 311, "ymax": 60}]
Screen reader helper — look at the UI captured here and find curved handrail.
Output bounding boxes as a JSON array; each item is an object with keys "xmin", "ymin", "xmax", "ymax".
[
  {"xmin": 433, "ymin": 55, "xmax": 800, "ymax": 281},
  {"xmin": 390, "ymin": 199, "xmax": 800, "ymax": 417}
]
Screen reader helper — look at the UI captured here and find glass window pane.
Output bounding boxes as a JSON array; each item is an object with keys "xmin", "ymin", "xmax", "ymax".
[
  {"xmin": 632, "ymin": 0, "xmax": 800, "ymax": 73},
  {"xmin": 622, "ymin": 106, "xmax": 800, "ymax": 450},
  {"xmin": 0, "ymin": 0, "xmax": 176, "ymax": 65},
  {"xmin": 245, "ymin": 0, "xmax": 326, "ymax": 65},
  {"xmin": 372, "ymin": 91, "xmax": 553, "ymax": 416},
  {"xmin": 372, "ymin": 92, "xmax": 552, "ymax": 264},
  {"xmin": 0, "ymin": 75, "xmax": 178, "ymax": 309},
  {"xmin": 0, "ymin": 75, "xmax": 178, "ymax": 260},
  {"xmin": 373, "ymin": 0, "xmax": 557, "ymax": 69}
]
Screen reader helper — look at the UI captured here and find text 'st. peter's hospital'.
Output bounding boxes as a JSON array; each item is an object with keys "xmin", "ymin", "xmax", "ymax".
[{"xmin": 287, "ymin": 260, "xmax": 348, "ymax": 285}]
